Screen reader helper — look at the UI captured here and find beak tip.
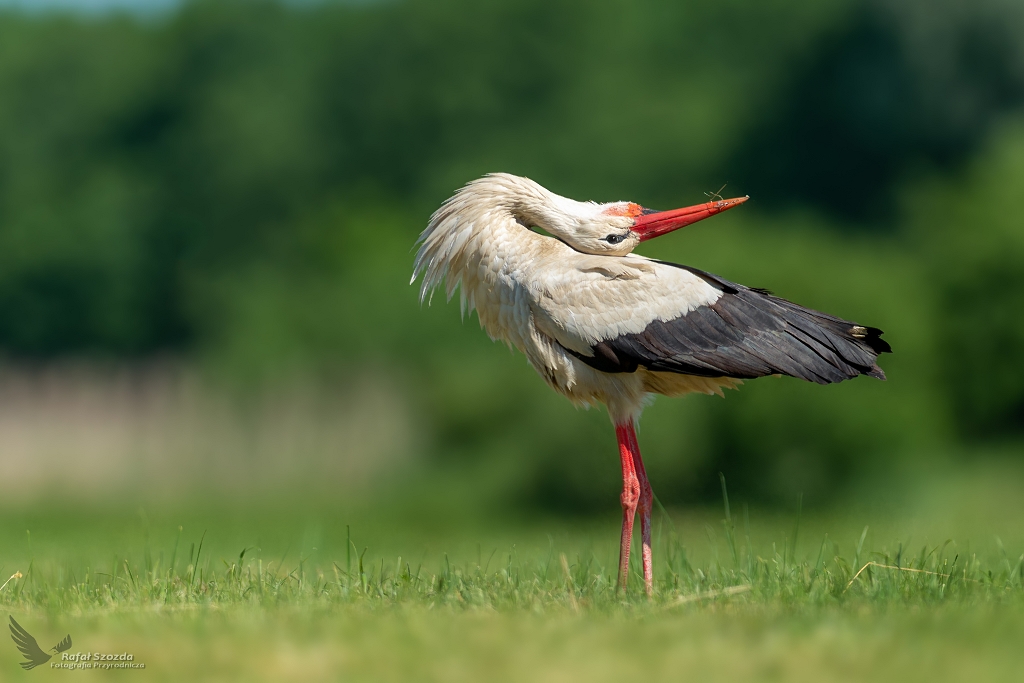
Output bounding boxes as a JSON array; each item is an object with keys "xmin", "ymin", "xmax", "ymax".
[{"xmin": 716, "ymin": 195, "xmax": 749, "ymax": 211}]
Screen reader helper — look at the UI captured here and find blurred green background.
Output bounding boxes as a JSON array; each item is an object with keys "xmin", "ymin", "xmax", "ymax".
[{"xmin": 0, "ymin": 0, "xmax": 1023, "ymax": 514}]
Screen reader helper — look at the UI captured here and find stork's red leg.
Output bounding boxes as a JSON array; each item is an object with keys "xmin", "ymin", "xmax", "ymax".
[
  {"xmin": 615, "ymin": 423, "xmax": 639, "ymax": 590},
  {"xmin": 626, "ymin": 423, "xmax": 654, "ymax": 593},
  {"xmin": 615, "ymin": 420, "xmax": 653, "ymax": 594}
]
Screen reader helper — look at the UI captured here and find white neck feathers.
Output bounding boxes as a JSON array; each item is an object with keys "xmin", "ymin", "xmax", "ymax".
[{"xmin": 412, "ymin": 174, "xmax": 595, "ymax": 305}]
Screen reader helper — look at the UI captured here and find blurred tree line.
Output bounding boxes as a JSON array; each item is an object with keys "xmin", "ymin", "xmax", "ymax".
[{"xmin": 1, "ymin": 0, "xmax": 1023, "ymax": 507}]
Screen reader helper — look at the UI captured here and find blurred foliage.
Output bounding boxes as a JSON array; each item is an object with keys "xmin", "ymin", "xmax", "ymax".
[
  {"xmin": 907, "ymin": 125, "xmax": 1024, "ymax": 438},
  {"xmin": 0, "ymin": 0, "xmax": 1023, "ymax": 507}
]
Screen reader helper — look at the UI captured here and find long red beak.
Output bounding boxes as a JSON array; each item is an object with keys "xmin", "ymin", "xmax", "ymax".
[{"xmin": 632, "ymin": 196, "xmax": 749, "ymax": 242}]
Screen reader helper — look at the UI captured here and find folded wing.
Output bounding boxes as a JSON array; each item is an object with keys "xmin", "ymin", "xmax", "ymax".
[{"xmin": 536, "ymin": 258, "xmax": 890, "ymax": 384}]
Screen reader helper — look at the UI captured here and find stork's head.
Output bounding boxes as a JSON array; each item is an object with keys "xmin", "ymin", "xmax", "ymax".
[{"xmin": 506, "ymin": 175, "xmax": 748, "ymax": 257}]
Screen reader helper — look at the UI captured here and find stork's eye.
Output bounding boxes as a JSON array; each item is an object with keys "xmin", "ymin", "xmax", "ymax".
[{"xmin": 603, "ymin": 233, "xmax": 626, "ymax": 245}]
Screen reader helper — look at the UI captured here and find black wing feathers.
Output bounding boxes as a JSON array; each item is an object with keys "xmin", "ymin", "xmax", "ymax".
[{"xmin": 570, "ymin": 263, "xmax": 890, "ymax": 384}]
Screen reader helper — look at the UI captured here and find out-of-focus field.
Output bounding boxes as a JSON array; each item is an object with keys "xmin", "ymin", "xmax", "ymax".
[
  {"xmin": 1, "ymin": 458, "xmax": 1023, "ymax": 682},
  {"xmin": 2, "ymin": 599, "xmax": 1021, "ymax": 682}
]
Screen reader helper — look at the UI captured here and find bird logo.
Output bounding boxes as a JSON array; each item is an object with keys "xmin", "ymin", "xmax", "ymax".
[{"xmin": 8, "ymin": 616, "xmax": 72, "ymax": 670}]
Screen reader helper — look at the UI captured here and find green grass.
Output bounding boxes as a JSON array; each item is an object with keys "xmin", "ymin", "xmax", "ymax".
[{"xmin": 2, "ymin": 465, "xmax": 1024, "ymax": 681}]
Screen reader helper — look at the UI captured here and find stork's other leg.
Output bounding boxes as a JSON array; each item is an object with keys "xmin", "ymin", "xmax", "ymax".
[
  {"xmin": 626, "ymin": 423, "xmax": 654, "ymax": 594},
  {"xmin": 615, "ymin": 420, "xmax": 653, "ymax": 594}
]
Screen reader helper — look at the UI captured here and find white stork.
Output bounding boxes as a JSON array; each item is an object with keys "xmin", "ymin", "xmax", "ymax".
[{"xmin": 412, "ymin": 173, "xmax": 890, "ymax": 594}]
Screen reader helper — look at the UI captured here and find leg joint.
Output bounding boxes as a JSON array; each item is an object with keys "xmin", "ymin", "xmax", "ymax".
[{"xmin": 620, "ymin": 475, "xmax": 640, "ymax": 510}]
